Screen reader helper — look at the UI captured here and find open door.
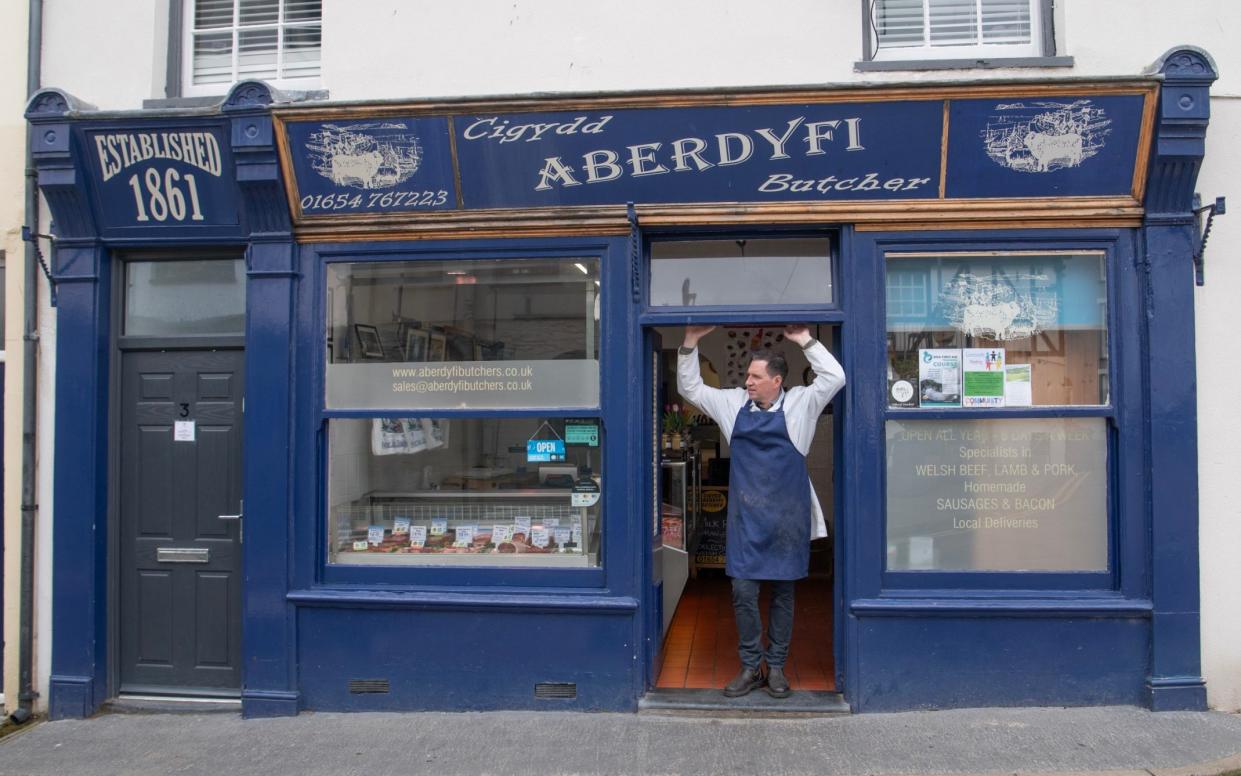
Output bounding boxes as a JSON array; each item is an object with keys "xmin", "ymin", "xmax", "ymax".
[
  {"xmin": 642, "ymin": 328, "xmax": 666, "ymax": 688},
  {"xmin": 642, "ymin": 323, "xmax": 843, "ymax": 704}
]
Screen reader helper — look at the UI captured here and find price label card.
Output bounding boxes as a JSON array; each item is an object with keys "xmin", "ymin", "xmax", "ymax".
[
  {"xmin": 352, "ymin": 540, "xmax": 369, "ymax": 552},
  {"xmin": 553, "ymin": 527, "xmax": 572, "ymax": 549},
  {"xmin": 454, "ymin": 526, "xmax": 475, "ymax": 547},
  {"xmin": 430, "ymin": 518, "xmax": 448, "ymax": 536},
  {"xmin": 514, "ymin": 516, "xmax": 532, "ymax": 534},
  {"xmin": 367, "ymin": 525, "xmax": 385, "ymax": 545},
  {"xmin": 531, "ymin": 527, "xmax": 550, "ymax": 548},
  {"xmin": 393, "ymin": 517, "xmax": 411, "ymax": 535},
  {"xmin": 409, "ymin": 526, "xmax": 427, "ymax": 548},
  {"xmin": 571, "ymin": 526, "xmax": 583, "ymax": 545},
  {"xmin": 545, "ymin": 518, "xmax": 560, "ymax": 527},
  {"xmin": 492, "ymin": 525, "xmax": 512, "ymax": 543}
]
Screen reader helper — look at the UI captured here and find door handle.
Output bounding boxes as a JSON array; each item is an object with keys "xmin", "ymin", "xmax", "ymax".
[{"xmin": 219, "ymin": 499, "xmax": 243, "ymax": 521}]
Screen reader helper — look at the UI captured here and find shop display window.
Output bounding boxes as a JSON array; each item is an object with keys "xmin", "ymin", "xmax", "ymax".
[
  {"xmin": 885, "ymin": 252, "xmax": 1107, "ymax": 408},
  {"xmin": 326, "ymin": 257, "xmax": 600, "ymax": 410},
  {"xmin": 324, "ymin": 255, "xmax": 604, "ymax": 568},
  {"xmin": 327, "ymin": 417, "xmax": 603, "ymax": 567},
  {"xmin": 650, "ymin": 238, "xmax": 834, "ymax": 307},
  {"xmin": 883, "ymin": 251, "xmax": 1112, "ymax": 574},
  {"xmin": 885, "ymin": 417, "xmax": 1107, "ymax": 571}
]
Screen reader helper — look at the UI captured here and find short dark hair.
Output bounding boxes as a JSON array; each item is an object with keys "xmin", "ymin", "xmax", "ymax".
[{"xmin": 747, "ymin": 347, "xmax": 788, "ymax": 382}]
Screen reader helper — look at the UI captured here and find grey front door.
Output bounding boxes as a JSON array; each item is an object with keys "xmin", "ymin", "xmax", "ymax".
[{"xmin": 119, "ymin": 349, "xmax": 244, "ymax": 693}]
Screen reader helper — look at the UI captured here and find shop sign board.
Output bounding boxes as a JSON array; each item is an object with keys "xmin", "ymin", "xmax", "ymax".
[
  {"xmin": 277, "ymin": 91, "xmax": 1149, "ymax": 217},
  {"xmin": 282, "ymin": 116, "xmax": 458, "ymax": 215},
  {"xmin": 82, "ymin": 124, "xmax": 240, "ymax": 229}
]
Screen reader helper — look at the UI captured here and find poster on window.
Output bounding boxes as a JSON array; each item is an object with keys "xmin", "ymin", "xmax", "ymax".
[
  {"xmin": 917, "ymin": 349, "xmax": 962, "ymax": 408},
  {"xmin": 962, "ymin": 348, "xmax": 1006, "ymax": 407}
]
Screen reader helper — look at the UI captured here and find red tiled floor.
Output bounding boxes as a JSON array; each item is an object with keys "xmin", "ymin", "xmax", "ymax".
[{"xmin": 655, "ymin": 575, "xmax": 836, "ymax": 691}]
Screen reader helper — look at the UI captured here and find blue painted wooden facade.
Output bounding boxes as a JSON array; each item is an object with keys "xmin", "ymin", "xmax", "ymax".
[{"xmin": 25, "ymin": 47, "xmax": 1217, "ymax": 719}]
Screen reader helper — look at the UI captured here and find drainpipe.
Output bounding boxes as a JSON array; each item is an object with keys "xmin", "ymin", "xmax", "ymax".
[{"xmin": 11, "ymin": 0, "xmax": 44, "ymax": 726}]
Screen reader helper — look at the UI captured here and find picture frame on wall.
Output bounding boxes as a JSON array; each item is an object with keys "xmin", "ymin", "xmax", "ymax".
[
  {"xmin": 403, "ymin": 327, "xmax": 430, "ymax": 361},
  {"xmin": 429, "ymin": 333, "xmax": 447, "ymax": 361},
  {"xmin": 354, "ymin": 324, "xmax": 384, "ymax": 359}
]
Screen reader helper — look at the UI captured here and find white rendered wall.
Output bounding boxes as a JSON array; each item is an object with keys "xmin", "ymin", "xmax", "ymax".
[
  {"xmin": 31, "ymin": 0, "xmax": 1241, "ymax": 711},
  {"xmin": 1194, "ymin": 96, "xmax": 1241, "ymax": 713},
  {"xmin": 40, "ymin": 0, "xmax": 165, "ymax": 108}
]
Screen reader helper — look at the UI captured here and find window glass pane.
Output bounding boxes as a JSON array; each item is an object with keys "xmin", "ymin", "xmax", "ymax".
[
  {"xmin": 928, "ymin": 0, "xmax": 979, "ymax": 46},
  {"xmin": 981, "ymin": 0, "xmax": 1032, "ymax": 43},
  {"xmin": 124, "ymin": 259, "xmax": 246, "ymax": 336},
  {"xmin": 281, "ymin": 24, "xmax": 321, "ymax": 78},
  {"xmin": 239, "ymin": 0, "xmax": 279, "ymax": 26},
  {"xmin": 328, "ymin": 417, "xmax": 603, "ymax": 568},
  {"xmin": 192, "ymin": 32, "xmax": 234, "ymax": 84},
  {"xmin": 875, "ymin": 0, "xmax": 926, "ymax": 48},
  {"xmin": 285, "ymin": 0, "xmax": 321, "ymax": 23},
  {"xmin": 194, "ymin": 0, "xmax": 234, "ymax": 29},
  {"xmin": 326, "ymin": 258, "xmax": 601, "ymax": 410},
  {"xmin": 237, "ymin": 28, "xmax": 278, "ymax": 79},
  {"xmin": 886, "ymin": 253, "xmax": 1108, "ymax": 407},
  {"xmin": 650, "ymin": 238, "xmax": 833, "ymax": 307},
  {"xmin": 886, "ymin": 417, "xmax": 1107, "ymax": 571}
]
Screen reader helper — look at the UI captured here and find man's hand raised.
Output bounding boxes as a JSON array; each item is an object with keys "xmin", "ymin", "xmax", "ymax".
[
  {"xmin": 783, "ymin": 325, "xmax": 812, "ymax": 346},
  {"xmin": 683, "ymin": 325, "xmax": 716, "ymax": 348}
]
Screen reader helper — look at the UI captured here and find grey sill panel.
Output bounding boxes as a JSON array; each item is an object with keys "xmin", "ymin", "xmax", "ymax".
[
  {"xmin": 856, "ymin": 56, "xmax": 1075, "ymax": 72},
  {"xmin": 142, "ymin": 89, "xmax": 329, "ymax": 111}
]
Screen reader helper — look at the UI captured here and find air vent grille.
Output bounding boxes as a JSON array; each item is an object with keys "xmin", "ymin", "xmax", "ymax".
[
  {"xmin": 349, "ymin": 679, "xmax": 390, "ymax": 694},
  {"xmin": 534, "ymin": 682, "xmax": 577, "ymax": 699}
]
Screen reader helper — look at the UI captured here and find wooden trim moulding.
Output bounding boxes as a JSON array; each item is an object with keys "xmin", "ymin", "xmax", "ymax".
[
  {"xmin": 290, "ymin": 197, "xmax": 1145, "ymax": 243},
  {"xmin": 271, "ymin": 80, "xmax": 1159, "ymax": 121}
]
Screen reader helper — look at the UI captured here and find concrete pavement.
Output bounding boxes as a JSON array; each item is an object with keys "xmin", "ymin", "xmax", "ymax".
[{"xmin": 1, "ymin": 704, "xmax": 1240, "ymax": 776}]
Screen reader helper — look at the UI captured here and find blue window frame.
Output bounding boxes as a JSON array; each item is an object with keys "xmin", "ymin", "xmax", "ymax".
[
  {"xmin": 867, "ymin": 231, "xmax": 1143, "ymax": 594},
  {"xmin": 639, "ymin": 230, "xmax": 843, "ymax": 326},
  {"xmin": 302, "ymin": 238, "xmax": 632, "ymax": 591}
]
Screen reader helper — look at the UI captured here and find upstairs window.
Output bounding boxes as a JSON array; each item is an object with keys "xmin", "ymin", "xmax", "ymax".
[
  {"xmin": 867, "ymin": 0, "xmax": 1046, "ymax": 62},
  {"xmin": 184, "ymin": 0, "xmax": 321, "ymax": 95}
]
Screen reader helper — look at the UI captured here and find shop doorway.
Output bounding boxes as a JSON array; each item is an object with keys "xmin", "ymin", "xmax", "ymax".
[
  {"xmin": 646, "ymin": 324, "xmax": 841, "ymax": 701},
  {"xmin": 113, "ymin": 255, "xmax": 248, "ymax": 696},
  {"xmin": 116, "ymin": 348, "xmax": 245, "ymax": 694}
]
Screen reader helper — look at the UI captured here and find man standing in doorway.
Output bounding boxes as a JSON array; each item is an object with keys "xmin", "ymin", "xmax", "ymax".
[{"xmin": 678, "ymin": 325, "xmax": 845, "ymax": 698}]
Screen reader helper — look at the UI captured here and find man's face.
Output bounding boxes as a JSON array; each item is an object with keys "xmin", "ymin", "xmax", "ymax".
[{"xmin": 745, "ymin": 359, "xmax": 783, "ymax": 406}]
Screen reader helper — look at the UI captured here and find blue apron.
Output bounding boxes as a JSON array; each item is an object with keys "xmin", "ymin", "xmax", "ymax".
[{"xmin": 724, "ymin": 399, "xmax": 812, "ymax": 580}]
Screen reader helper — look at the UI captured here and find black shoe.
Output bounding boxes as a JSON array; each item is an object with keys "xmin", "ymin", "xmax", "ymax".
[
  {"xmin": 723, "ymin": 666, "xmax": 766, "ymax": 698},
  {"xmin": 765, "ymin": 666, "xmax": 791, "ymax": 698}
]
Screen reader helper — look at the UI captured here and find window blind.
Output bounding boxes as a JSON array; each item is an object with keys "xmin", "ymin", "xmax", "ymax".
[
  {"xmin": 189, "ymin": 0, "xmax": 321, "ymax": 87},
  {"xmin": 875, "ymin": 0, "xmax": 1034, "ymax": 51}
]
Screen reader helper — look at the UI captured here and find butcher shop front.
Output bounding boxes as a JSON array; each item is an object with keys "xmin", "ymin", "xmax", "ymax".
[{"xmin": 29, "ymin": 47, "xmax": 1217, "ymax": 718}]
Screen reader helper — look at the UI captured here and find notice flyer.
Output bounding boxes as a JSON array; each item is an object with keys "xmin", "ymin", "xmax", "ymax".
[
  {"xmin": 1004, "ymin": 363, "xmax": 1033, "ymax": 407},
  {"xmin": 917, "ymin": 349, "xmax": 962, "ymax": 407},
  {"xmin": 962, "ymin": 348, "xmax": 1006, "ymax": 407}
]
